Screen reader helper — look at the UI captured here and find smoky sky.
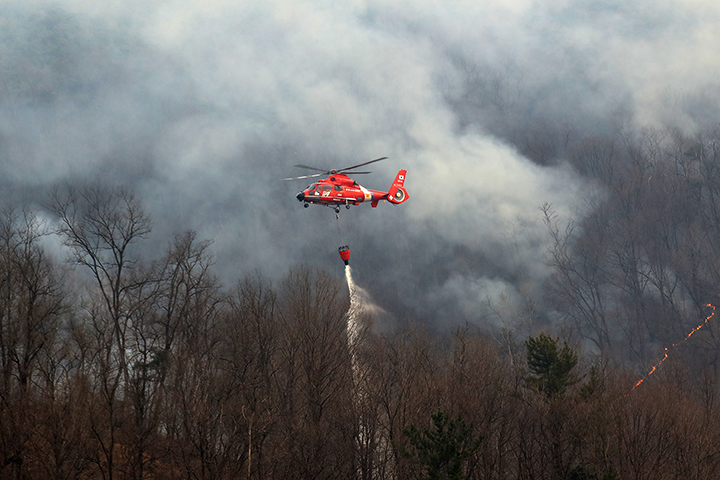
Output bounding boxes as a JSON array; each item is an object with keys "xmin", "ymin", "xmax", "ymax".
[{"xmin": 3, "ymin": 0, "xmax": 720, "ymax": 330}]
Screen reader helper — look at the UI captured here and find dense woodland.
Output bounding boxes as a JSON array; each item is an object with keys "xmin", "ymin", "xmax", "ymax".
[{"xmin": 5, "ymin": 127, "xmax": 720, "ymax": 479}]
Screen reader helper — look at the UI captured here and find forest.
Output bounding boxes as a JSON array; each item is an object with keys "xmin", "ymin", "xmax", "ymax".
[{"xmin": 2, "ymin": 126, "xmax": 720, "ymax": 480}]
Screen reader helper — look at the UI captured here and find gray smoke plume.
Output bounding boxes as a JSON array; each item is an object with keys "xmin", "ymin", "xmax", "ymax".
[{"xmin": 3, "ymin": 0, "xmax": 720, "ymax": 330}]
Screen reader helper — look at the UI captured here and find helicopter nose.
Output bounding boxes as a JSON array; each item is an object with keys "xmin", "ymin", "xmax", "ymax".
[{"xmin": 296, "ymin": 192, "xmax": 305, "ymax": 202}]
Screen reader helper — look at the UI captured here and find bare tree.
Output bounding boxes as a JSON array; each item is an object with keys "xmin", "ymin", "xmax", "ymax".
[
  {"xmin": 153, "ymin": 231, "xmax": 217, "ymax": 352},
  {"xmin": 32, "ymin": 318, "xmax": 93, "ymax": 480},
  {"xmin": 155, "ymin": 232, "xmax": 239, "ymax": 480},
  {"xmin": 542, "ymin": 204, "xmax": 613, "ymax": 355},
  {"xmin": 119, "ymin": 231, "xmax": 219, "ymax": 479},
  {"xmin": 275, "ymin": 266, "xmax": 355, "ymax": 479},
  {"xmin": 48, "ymin": 185, "xmax": 152, "ymax": 480},
  {"xmin": 221, "ymin": 273, "xmax": 279, "ymax": 479},
  {"xmin": 0, "ymin": 208, "xmax": 67, "ymax": 480}
]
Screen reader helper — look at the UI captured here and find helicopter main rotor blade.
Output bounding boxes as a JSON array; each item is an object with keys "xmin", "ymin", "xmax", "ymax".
[
  {"xmin": 337, "ymin": 156, "xmax": 388, "ymax": 173},
  {"xmin": 285, "ymin": 156, "xmax": 388, "ymax": 180},
  {"xmin": 281, "ymin": 172, "xmax": 325, "ymax": 181},
  {"xmin": 293, "ymin": 164, "xmax": 329, "ymax": 173}
]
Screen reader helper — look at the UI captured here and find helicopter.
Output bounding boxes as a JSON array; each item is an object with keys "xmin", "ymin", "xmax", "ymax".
[{"xmin": 284, "ymin": 157, "xmax": 409, "ymax": 213}]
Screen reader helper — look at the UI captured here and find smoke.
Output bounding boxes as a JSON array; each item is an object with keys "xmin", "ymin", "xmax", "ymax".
[{"xmin": 3, "ymin": 0, "xmax": 720, "ymax": 330}]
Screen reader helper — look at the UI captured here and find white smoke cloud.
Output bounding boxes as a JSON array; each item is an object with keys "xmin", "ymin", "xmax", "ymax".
[{"xmin": 3, "ymin": 0, "xmax": 720, "ymax": 328}]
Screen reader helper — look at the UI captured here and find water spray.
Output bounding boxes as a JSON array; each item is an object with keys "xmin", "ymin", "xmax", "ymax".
[
  {"xmin": 339, "ymin": 246, "xmax": 393, "ymax": 471},
  {"xmin": 344, "ymin": 263, "xmax": 361, "ymax": 362},
  {"xmin": 338, "ymin": 246, "xmax": 359, "ymax": 348}
]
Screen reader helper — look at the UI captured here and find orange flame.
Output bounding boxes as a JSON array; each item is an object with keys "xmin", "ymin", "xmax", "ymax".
[{"xmin": 626, "ymin": 303, "xmax": 716, "ymax": 396}]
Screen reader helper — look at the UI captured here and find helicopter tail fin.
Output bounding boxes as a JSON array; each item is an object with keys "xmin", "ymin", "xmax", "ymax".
[{"xmin": 387, "ymin": 170, "xmax": 409, "ymax": 205}]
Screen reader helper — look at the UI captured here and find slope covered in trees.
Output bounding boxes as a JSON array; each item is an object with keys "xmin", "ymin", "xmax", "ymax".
[
  {"xmin": 4, "ymin": 126, "xmax": 720, "ymax": 479},
  {"xmin": 546, "ymin": 126, "xmax": 720, "ymax": 371}
]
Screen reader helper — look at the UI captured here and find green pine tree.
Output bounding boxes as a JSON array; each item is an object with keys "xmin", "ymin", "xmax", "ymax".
[
  {"xmin": 525, "ymin": 332, "xmax": 578, "ymax": 399},
  {"xmin": 403, "ymin": 410, "xmax": 483, "ymax": 480}
]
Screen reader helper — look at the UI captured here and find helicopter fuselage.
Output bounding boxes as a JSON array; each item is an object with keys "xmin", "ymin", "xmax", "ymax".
[{"xmin": 295, "ymin": 173, "xmax": 388, "ymax": 208}]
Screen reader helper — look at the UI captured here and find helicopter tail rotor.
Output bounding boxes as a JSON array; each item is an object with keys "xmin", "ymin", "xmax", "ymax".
[{"xmin": 386, "ymin": 169, "xmax": 409, "ymax": 205}]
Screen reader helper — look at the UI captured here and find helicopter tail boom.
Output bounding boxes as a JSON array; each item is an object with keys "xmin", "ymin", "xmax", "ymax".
[{"xmin": 386, "ymin": 170, "xmax": 409, "ymax": 205}]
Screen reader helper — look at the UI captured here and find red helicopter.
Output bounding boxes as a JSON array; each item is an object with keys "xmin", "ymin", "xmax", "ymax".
[{"xmin": 284, "ymin": 157, "xmax": 409, "ymax": 213}]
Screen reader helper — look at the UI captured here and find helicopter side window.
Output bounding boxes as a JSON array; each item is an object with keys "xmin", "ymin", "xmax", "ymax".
[
  {"xmin": 322, "ymin": 185, "xmax": 332, "ymax": 192},
  {"xmin": 334, "ymin": 185, "xmax": 342, "ymax": 191}
]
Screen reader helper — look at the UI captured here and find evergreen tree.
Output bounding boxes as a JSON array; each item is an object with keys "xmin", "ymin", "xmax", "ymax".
[
  {"xmin": 525, "ymin": 332, "xmax": 578, "ymax": 398},
  {"xmin": 403, "ymin": 409, "xmax": 483, "ymax": 480}
]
